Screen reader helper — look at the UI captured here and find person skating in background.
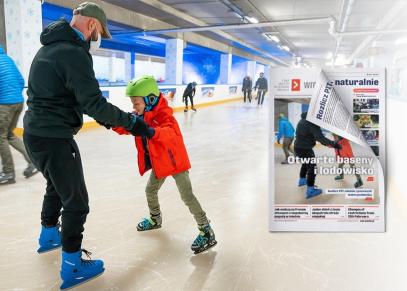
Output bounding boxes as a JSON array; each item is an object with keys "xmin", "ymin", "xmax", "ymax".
[
  {"xmin": 23, "ymin": 2, "xmax": 148, "ymax": 289},
  {"xmin": 277, "ymin": 113, "xmax": 295, "ymax": 164},
  {"xmin": 113, "ymin": 76, "xmax": 217, "ymax": 255},
  {"xmin": 0, "ymin": 45, "xmax": 38, "ymax": 185},
  {"xmin": 242, "ymin": 76, "xmax": 252, "ymax": 103},
  {"xmin": 332, "ymin": 134, "xmax": 363, "ymax": 188},
  {"xmin": 253, "ymin": 72, "xmax": 268, "ymax": 106},
  {"xmin": 295, "ymin": 112, "xmax": 341, "ymax": 199},
  {"xmin": 183, "ymin": 81, "xmax": 197, "ymax": 112}
]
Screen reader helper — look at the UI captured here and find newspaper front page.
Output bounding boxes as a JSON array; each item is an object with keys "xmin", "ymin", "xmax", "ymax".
[{"xmin": 269, "ymin": 68, "xmax": 385, "ymax": 232}]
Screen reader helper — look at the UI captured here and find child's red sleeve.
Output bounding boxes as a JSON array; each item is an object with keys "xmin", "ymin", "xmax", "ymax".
[
  {"xmin": 112, "ymin": 127, "xmax": 131, "ymax": 135},
  {"xmin": 151, "ymin": 116, "xmax": 180, "ymax": 141}
]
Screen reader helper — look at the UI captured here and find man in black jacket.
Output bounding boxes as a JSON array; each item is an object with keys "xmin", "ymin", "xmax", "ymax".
[
  {"xmin": 295, "ymin": 112, "xmax": 341, "ymax": 199},
  {"xmin": 253, "ymin": 72, "xmax": 268, "ymax": 106},
  {"xmin": 242, "ymin": 76, "xmax": 252, "ymax": 103},
  {"xmin": 183, "ymin": 81, "xmax": 197, "ymax": 112},
  {"xmin": 23, "ymin": 2, "xmax": 152, "ymax": 289}
]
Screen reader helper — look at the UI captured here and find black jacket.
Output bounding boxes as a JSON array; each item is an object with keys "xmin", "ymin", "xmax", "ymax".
[
  {"xmin": 24, "ymin": 20, "xmax": 132, "ymax": 138},
  {"xmin": 242, "ymin": 77, "xmax": 252, "ymax": 91},
  {"xmin": 294, "ymin": 112, "xmax": 335, "ymax": 149},
  {"xmin": 183, "ymin": 82, "xmax": 196, "ymax": 97},
  {"xmin": 254, "ymin": 76, "xmax": 268, "ymax": 90}
]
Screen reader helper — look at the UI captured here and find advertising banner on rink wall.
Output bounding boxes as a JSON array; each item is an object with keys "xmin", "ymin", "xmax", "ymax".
[{"xmin": 269, "ymin": 68, "xmax": 385, "ymax": 232}]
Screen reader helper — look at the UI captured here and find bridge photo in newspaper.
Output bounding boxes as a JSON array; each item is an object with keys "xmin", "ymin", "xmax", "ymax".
[{"xmin": 270, "ymin": 68, "xmax": 385, "ymax": 232}]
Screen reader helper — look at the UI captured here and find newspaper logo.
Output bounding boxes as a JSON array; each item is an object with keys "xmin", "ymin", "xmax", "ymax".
[{"xmin": 291, "ymin": 79, "xmax": 301, "ymax": 91}]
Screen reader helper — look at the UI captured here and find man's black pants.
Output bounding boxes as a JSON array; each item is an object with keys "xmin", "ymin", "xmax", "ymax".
[
  {"xmin": 184, "ymin": 94, "xmax": 194, "ymax": 108},
  {"xmin": 294, "ymin": 147, "xmax": 316, "ymax": 187},
  {"xmin": 23, "ymin": 133, "xmax": 89, "ymax": 253},
  {"xmin": 243, "ymin": 90, "xmax": 252, "ymax": 102},
  {"xmin": 257, "ymin": 90, "xmax": 266, "ymax": 105}
]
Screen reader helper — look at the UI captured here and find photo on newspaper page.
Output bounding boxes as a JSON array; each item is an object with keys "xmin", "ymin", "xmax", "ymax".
[{"xmin": 269, "ymin": 68, "xmax": 385, "ymax": 232}]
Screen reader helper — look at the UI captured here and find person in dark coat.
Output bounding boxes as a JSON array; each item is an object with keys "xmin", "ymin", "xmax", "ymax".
[
  {"xmin": 22, "ymin": 2, "xmax": 150, "ymax": 289},
  {"xmin": 183, "ymin": 82, "xmax": 197, "ymax": 112},
  {"xmin": 253, "ymin": 72, "xmax": 268, "ymax": 106},
  {"xmin": 242, "ymin": 76, "xmax": 252, "ymax": 103},
  {"xmin": 294, "ymin": 112, "xmax": 341, "ymax": 199}
]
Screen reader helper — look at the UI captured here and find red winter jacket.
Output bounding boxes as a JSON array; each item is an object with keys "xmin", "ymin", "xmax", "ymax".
[
  {"xmin": 113, "ymin": 95, "xmax": 191, "ymax": 179},
  {"xmin": 335, "ymin": 137, "xmax": 354, "ymax": 158}
]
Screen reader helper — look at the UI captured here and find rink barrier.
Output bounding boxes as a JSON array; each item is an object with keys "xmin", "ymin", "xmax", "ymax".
[{"xmin": 13, "ymin": 96, "xmax": 243, "ymax": 136}]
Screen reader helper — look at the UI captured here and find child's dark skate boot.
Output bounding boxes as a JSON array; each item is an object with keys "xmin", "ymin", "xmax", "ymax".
[
  {"xmin": 137, "ymin": 214, "xmax": 162, "ymax": 231},
  {"xmin": 23, "ymin": 164, "xmax": 39, "ymax": 178},
  {"xmin": 335, "ymin": 174, "xmax": 344, "ymax": 180},
  {"xmin": 306, "ymin": 186, "xmax": 323, "ymax": 199},
  {"xmin": 192, "ymin": 107, "xmax": 197, "ymax": 112},
  {"xmin": 37, "ymin": 224, "xmax": 61, "ymax": 253},
  {"xmin": 354, "ymin": 178, "xmax": 363, "ymax": 188},
  {"xmin": 60, "ymin": 249, "xmax": 104, "ymax": 290},
  {"xmin": 191, "ymin": 224, "xmax": 217, "ymax": 255},
  {"xmin": 298, "ymin": 177, "xmax": 307, "ymax": 186},
  {"xmin": 0, "ymin": 172, "xmax": 15, "ymax": 185},
  {"xmin": 184, "ymin": 107, "xmax": 188, "ymax": 112}
]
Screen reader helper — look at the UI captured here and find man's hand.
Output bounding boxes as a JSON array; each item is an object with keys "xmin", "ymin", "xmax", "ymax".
[{"xmin": 96, "ymin": 120, "xmax": 111, "ymax": 129}]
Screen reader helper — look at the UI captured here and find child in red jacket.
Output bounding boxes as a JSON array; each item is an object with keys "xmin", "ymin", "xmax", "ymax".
[
  {"xmin": 113, "ymin": 76, "xmax": 216, "ymax": 254},
  {"xmin": 333, "ymin": 134, "xmax": 363, "ymax": 188}
]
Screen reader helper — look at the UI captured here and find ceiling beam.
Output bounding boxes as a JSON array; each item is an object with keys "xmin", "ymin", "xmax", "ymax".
[
  {"xmin": 346, "ymin": 0, "xmax": 407, "ymax": 64},
  {"xmin": 44, "ymin": 0, "xmax": 277, "ymax": 65},
  {"xmin": 135, "ymin": 0, "xmax": 288, "ymax": 65}
]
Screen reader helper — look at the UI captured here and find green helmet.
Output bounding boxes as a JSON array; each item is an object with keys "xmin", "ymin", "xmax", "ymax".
[{"xmin": 126, "ymin": 76, "xmax": 160, "ymax": 97}]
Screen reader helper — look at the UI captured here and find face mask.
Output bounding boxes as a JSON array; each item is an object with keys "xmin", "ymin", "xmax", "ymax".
[{"xmin": 89, "ymin": 32, "xmax": 101, "ymax": 51}]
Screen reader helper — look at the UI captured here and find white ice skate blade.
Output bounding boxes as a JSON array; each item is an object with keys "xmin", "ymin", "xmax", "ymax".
[
  {"xmin": 60, "ymin": 269, "xmax": 105, "ymax": 290},
  {"xmin": 37, "ymin": 245, "xmax": 61, "ymax": 254},
  {"xmin": 193, "ymin": 240, "xmax": 217, "ymax": 255}
]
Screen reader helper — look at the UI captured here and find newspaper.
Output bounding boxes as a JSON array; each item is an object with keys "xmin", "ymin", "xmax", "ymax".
[{"xmin": 269, "ymin": 68, "xmax": 385, "ymax": 232}]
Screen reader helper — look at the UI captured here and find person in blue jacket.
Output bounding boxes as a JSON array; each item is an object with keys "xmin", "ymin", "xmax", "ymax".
[
  {"xmin": 0, "ymin": 45, "xmax": 37, "ymax": 185},
  {"xmin": 277, "ymin": 113, "xmax": 295, "ymax": 164}
]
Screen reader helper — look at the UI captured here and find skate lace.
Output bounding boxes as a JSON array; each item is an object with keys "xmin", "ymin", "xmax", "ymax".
[
  {"xmin": 141, "ymin": 218, "xmax": 155, "ymax": 229},
  {"xmin": 81, "ymin": 249, "xmax": 95, "ymax": 266},
  {"xmin": 194, "ymin": 232, "xmax": 207, "ymax": 246}
]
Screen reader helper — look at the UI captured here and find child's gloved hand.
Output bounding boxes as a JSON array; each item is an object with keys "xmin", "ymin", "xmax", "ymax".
[
  {"xmin": 127, "ymin": 113, "xmax": 149, "ymax": 136},
  {"xmin": 333, "ymin": 142, "xmax": 342, "ymax": 150},
  {"xmin": 127, "ymin": 114, "xmax": 155, "ymax": 139},
  {"xmin": 146, "ymin": 128, "xmax": 155, "ymax": 139}
]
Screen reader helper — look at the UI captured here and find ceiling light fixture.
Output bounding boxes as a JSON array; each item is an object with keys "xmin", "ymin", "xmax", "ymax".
[
  {"xmin": 245, "ymin": 16, "xmax": 259, "ymax": 24},
  {"xmin": 326, "ymin": 51, "xmax": 333, "ymax": 59},
  {"xmin": 281, "ymin": 45, "xmax": 290, "ymax": 52},
  {"xmin": 262, "ymin": 33, "xmax": 280, "ymax": 43}
]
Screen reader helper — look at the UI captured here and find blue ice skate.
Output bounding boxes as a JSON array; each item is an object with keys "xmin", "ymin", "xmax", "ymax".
[
  {"xmin": 60, "ymin": 249, "xmax": 104, "ymax": 290},
  {"xmin": 137, "ymin": 215, "xmax": 162, "ymax": 231},
  {"xmin": 191, "ymin": 224, "xmax": 217, "ymax": 255},
  {"xmin": 298, "ymin": 178, "xmax": 307, "ymax": 186},
  {"xmin": 306, "ymin": 186, "xmax": 323, "ymax": 199},
  {"xmin": 37, "ymin": 225, "xmax": 61, "ymax": 253}
]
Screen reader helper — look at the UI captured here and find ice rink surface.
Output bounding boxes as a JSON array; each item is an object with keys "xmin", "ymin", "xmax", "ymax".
[{"xmin": 0, "ymin": 99, "xmax": 406, "ymax": 291}]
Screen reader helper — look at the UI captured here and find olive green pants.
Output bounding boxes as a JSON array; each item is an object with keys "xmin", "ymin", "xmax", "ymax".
[
  {"xmin": 145, "ymin": 170, "xmax": 209, "ymax": 226},
  {"xmin": 0, "ymin": 103, "xmax": 31, "ymax": 174}
]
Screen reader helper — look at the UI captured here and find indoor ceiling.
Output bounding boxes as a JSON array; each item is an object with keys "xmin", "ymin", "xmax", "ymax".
[{"xmin": 95, "ymin": 0, "xmax": 407, "ymax": 67}]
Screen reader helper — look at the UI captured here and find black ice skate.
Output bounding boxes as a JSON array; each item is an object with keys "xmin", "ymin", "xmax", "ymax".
[{"xmin": 191, "ymin": 224, "xmax": 217, "ymax": 255}]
